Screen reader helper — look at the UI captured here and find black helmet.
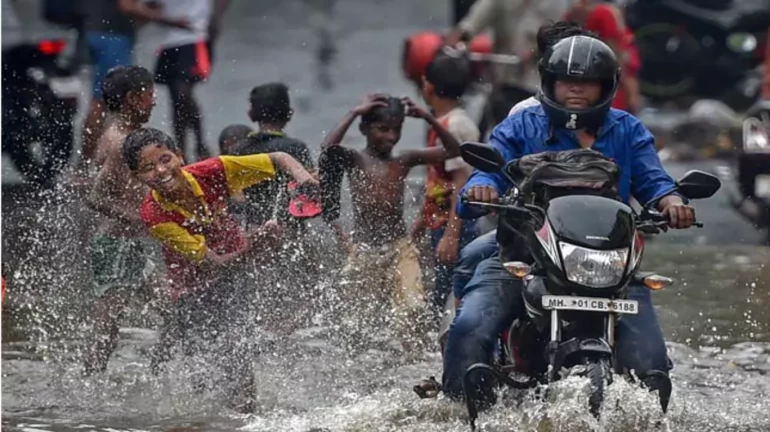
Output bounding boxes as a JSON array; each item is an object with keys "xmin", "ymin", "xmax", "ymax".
[{"xmin": 537, "ymin": 35, "xmax": 620, "ymax": 131}]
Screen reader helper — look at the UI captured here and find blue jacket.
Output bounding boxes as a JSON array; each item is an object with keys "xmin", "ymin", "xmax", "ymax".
[{"xmin": 457, "ymin": 106, "xmax": 678, "ymax": 219}]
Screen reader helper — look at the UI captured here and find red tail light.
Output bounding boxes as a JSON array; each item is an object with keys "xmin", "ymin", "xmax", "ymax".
[{"xmin": 38, "ymin": 39, "xmax": 66, "ymax": 56}]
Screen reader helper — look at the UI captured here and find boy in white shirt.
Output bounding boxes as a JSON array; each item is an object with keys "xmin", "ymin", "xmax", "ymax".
[{"xmin": 411, "ymin": 51, "xmax": 481, "ymax": 315}]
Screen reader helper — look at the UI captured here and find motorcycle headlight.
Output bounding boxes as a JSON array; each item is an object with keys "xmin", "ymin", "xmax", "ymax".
[
  {"xmin": 559, "ymin": 242, "xmax": 628, "ymax": 288},
  {"xmin": 726, "ymin": 33, "xmax": 757, "ymax": 53},
  {"xmin": 743, "ymin": 117, "xmax": 770, "ymax": 153}
]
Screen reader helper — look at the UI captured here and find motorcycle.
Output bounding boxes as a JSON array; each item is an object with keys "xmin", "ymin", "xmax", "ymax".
[
  {"xmin": 625, "ymin": 0, "xmax": 769, "ymax": 112},
  {"xmin": 445, "ymin": 142, "xmax": 721, "ymax": 429},
  {"xmin": 2, "ymin": 37, "xmax": 81, "ymax": 187},
  {"xmin": 730, "ymin": 99, "xmax": 770, "ymax": 243}
]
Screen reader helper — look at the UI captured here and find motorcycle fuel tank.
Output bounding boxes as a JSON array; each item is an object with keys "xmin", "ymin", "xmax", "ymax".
[{"xmin": 546, "ymin": 195, "xmax": 635, "ymax": 250}]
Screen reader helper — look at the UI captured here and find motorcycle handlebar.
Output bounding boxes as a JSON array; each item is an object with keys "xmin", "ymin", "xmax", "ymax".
[
  {"xmin": 462, "ymin": 196, "xmax": 704, "ymax": 229},
  {"xmin": 460, "ymin": 197, "xmax": 510, "ymax": 210},
  {"xmin": 445, "ymin": 44, "xmax": 522, "ymax": 65},
  {"xmin": 638, "ymin": 218, "xmax": 704, "ymax": 233}
]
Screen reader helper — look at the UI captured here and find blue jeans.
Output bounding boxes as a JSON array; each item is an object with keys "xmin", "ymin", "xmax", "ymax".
[
  {"xmin": 442, "ymin": 256, "xmax": 670, "ymax": 400},
  {"xmin": 430, "ymin": 220, "xmax": 480, "ymax": 311},
  {"xmin": 451, "ymin": 229, "xmax": 498, "ymax": 300},
  {"xmin": 86, "ymin": 32, "xmax": 134, "ymax": 99}
]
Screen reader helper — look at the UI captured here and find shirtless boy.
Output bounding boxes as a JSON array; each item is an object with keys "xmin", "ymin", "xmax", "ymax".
[
  {"xmin": 83, "ymin": 65, "xmax": 157, "ymax": 375},
  {"xmin": 318, "ymin": 93, "xmax": 462, "ymax": 351}
]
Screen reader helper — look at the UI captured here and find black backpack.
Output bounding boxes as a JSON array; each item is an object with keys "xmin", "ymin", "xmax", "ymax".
[
  {"xmin": 508, "ymin": 148, "xmax": 622, "ymax": 206},
  {"xmin": 496, "ymin": 149, "xmax": 623, "ymax": 261}
]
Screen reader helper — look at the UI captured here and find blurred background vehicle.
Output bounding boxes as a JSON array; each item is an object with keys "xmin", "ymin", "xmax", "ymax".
[
  {"xmin": 2, "ymin": 0, "xmax": 82, "ymax": 187},
  {"xmin": 729, "ymin": 100, "xmax": 770, "ymax": 244},
  {"xmin": 626, "ymin": 0, "xmax": 770, "ymax": 112}
]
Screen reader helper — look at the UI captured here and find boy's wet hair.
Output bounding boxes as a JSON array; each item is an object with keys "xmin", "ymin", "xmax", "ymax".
[
  {"xmin": 360, "ymin": 97, "xmax": 405, "ymax": 127},
  {"xmin": 249, "ymin": 82, "xmax": 292, "ymax": 124},
  {"xmin": 122, "ymin": 127, "xmax": 179, "ymax": 171},
  {"xmin": 536, "ymin": 21, "xmax": 596, "ymax": 58},
  {"xmin": 102, "ymin": 65, "xmax": 154, "ymax": 112},
  {"xmin": 425, "ymin": 51, "xmax": 472, "ymax": 99},
  {"xmin": 218, "ymin": 124, "xmax": 253, "ymax": 155}
]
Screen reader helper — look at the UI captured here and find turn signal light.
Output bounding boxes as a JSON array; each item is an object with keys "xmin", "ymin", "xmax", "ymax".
[
  {"xmin": 503, "ymin": 261, "xmax": 531, "ymax": 278},
  {"xmin": 643, "ymin": 274, "xmax": 673, "ymax": 290}
]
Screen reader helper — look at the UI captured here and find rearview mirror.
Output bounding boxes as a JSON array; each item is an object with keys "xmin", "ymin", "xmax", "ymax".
[
  {"xmin": 676, "ymin": 170, "xmax": 721, "ymax": 199},
  {"xmin": 460, "ymin": 142, "xmax": 505, "ymax": 173}
]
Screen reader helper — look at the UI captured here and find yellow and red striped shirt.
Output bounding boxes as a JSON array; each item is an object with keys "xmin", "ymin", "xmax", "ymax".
[{"xmin": 141, "ymin": 154, "xmax": 275, "ymax": 300}]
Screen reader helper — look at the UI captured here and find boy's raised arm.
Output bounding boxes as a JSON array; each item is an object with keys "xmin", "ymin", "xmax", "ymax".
[
  {"xmin": 268, "ymin": 152, "xmax": 317, "ymax": 187},
  {"xmin": 400, "ymin": 97, "xmax": 462, "ymax": 166},
  {"xmin": 219, "ymin": 153, "xmax": 317, "ymax": 195},
  {"xmin": 321, "ymin": 94, "xmax": 389, "ymax": 149}
]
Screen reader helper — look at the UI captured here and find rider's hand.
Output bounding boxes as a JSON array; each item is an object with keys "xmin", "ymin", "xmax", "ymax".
[
  {"xmin": 518, "ymin": 49, "xmax": 535, "ymax": 64},
  {"xmin": 444, "ymin": 29, "xmax": 468, "ymax": 47},
  {"xmin": 351, "ymin": 94, "xmax": 389, "ymax": 116},
  {"xmin": 659, "ymin": 195, "xmax": 695, "ymax": 229},
  {"xmin": 465, "ymin": 186, "xmax": 499, "ymax": 204}
]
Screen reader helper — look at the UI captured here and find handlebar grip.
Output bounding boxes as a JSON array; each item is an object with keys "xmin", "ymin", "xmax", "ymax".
[{"xmin": 694, "ymin": 221, "xmax": 704, "ymax": 228}]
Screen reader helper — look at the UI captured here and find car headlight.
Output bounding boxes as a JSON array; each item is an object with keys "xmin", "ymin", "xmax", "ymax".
[{"xmin": 559, "ymin": 242, "xmax": 628, "ymax": 288}]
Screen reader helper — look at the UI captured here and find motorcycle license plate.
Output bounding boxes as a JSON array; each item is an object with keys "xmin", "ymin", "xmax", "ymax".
[
  {"xmin": 755, "ymin": 175, "xmax": 770, "ymax": 198},
  {"xmin": 49, "ymin": 76, "xmax": 82, "ymax": 98},
  {"xmin": 542, "ymin": 295, "xmax": 639, "ymax": 315}
]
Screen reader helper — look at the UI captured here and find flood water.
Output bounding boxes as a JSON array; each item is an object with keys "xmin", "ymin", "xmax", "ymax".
[
  {"xmin": 2, "ymin": 174, "xmax": 769, "ymax": 432},
  {"xmin": 3, "ymin": 0, "xmax": 770, "ymax": 431}
]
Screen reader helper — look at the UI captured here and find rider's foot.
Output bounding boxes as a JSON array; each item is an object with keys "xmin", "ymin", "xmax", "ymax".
[
  {"xmin": 639, "ymin": 370, "xmax": 672, "ymax": 413},
  {"xmin": 464, "ymin": 366, "xmax": 499, "ymax": 411}
]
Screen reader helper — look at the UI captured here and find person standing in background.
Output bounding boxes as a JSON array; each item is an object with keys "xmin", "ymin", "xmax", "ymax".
[
  {"xmin": 565, "ymin": 0, "xmax": 642, "ymax": 114},
  {"xmin": 153, "ymin": 0, "xmax": 231, "ymax": 163},
  {"xmin": 79, "ymin": 0, "xmax": 190, "ymax": 170},
  {"xmin": 304, "ymin": 0, "xmax": 337, "ymax": 90},
  {"xmin": 444, "ymin": 0, "xmax": 569, "ymax": 137}
]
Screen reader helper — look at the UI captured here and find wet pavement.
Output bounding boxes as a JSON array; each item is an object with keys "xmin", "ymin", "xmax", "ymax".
[{"xmin": 3, "ymin": 0, "xmax": 770, "ymax": 431}]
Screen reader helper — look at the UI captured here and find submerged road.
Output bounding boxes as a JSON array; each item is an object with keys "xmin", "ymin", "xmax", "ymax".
[{"xmin": 2, "ymin": 1, "xmax": 769, "ymax": 431}]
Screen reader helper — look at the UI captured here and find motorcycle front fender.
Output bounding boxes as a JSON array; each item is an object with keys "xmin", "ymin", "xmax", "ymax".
[{"xmin": 552, "ymin": 336, "xmax": 613, "ymax": 372}]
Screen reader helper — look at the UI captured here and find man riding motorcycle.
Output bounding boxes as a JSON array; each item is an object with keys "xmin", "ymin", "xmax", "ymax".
[{"xmin": 442, "ymin": 35, "xmax": 695, "ymax": 409}]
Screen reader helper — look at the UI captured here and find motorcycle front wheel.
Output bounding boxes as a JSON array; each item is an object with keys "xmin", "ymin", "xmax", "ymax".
[{"xmin": 584, "ymin": 356, "xmax": 613, "ymax": 418}]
